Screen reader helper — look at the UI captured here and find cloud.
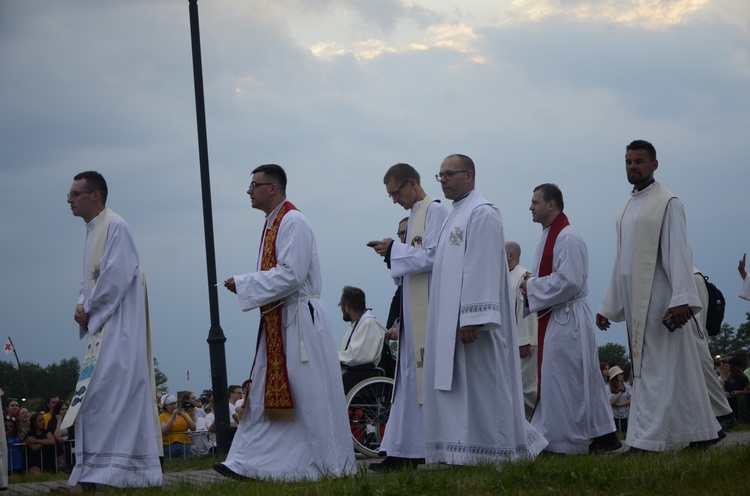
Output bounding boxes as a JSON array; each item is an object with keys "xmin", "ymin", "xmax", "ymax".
[
  {"xmin": 1, "ymin": 0, "xmax": 748, "ymax": 398},
  {"xmin": 508, "ymin": 0, "xmax": 713, "ymax": 30}
]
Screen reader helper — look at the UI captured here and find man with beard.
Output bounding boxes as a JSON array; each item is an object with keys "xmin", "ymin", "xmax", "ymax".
[
  {"xmin": 597, "ymin": 140, "xmax": 720, "ymax": 452},
  {"xmin": 338, "ymin": 286, "xmax": 387, "ymax": 392}
]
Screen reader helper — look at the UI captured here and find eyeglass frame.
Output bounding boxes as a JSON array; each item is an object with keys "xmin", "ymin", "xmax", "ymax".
[
  {"xmin": 67, "ymin": 190, "xmax": 95, "ymax": 199},
  {"xmin": 387, "ymin": 179, "xmax": 411, "ymax": 199},
  {"xmin": 248, "ymin": 182, "xmax": 275, "ymax": 191},
  {"xmin": 435, "ymin": 170, "xmax": 469, "ymax": 182}
]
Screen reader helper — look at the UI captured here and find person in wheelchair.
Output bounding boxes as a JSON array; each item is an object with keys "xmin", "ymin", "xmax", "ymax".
[{"xmin": 338, "ymin": 286, "xmax": 387, "ymax": 392}]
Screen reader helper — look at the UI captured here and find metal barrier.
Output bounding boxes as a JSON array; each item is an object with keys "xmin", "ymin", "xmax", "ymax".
[
  {"xmin": 7, "ymin": 430, "xmax": 218, "ymax": 476},
  {"xmin": 6, "ymin": 439, "xmax": 74, "ymax": 475}
]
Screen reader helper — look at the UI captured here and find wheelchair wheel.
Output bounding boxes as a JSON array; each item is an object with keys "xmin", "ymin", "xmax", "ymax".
[{"xmin": 345, "ymin": 376, "xmax": 394, "ymax": 457}]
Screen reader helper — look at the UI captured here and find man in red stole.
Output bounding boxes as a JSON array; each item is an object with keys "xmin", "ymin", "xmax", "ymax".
[
  {"xmin": 522, "ymin": 183, "xmax": 619, "ymax": 454},
  {"xmin": 218, "ymin": 164, "xmax": 355, "ymax": 481}
]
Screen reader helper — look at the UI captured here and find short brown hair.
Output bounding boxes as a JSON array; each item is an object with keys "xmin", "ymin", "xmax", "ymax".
[
  {"xmin": 384, "ymin": 163, "xmax": 420, "ymax": 185},
  {"xmin": 341, "ymin": 286, "xmax": 366, "ymax": 312}
]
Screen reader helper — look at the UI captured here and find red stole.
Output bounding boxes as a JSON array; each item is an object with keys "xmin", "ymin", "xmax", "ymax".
[
  {"xmin": 536, "ymin": 212, "xmax": 570, "ymax": 393},
  {"xmin": 257, "ymin": 201, "xmax": 298, "ymax": 421}
]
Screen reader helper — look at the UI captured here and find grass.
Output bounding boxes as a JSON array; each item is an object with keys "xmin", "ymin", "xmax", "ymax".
[{"xmin": 24, "ymin": 444, "xmax": 747, "ymax": 495}]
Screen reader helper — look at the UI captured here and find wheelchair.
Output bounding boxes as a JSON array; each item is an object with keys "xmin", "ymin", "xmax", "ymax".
[{"xmin": 342, "ymin": 364, "xmax": 394, "ymax": 457}]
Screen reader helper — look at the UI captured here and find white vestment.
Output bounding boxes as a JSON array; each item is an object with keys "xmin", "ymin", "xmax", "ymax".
[
  {"xmin": 380, "ymin": 199, "xmax": 447, "ymax": 459},
  {"xmin": 70, "ymin": 212, "xmax": 162, "ymax": 488},
  {"xmin": 0, "ymin": 394, "xmax": 6, "ymax": 489},
  {"xmin": 741, "ymin": 276, "xmax": 750, "ymax": 301},
  {"xmin": 225, "ymin": 201, "xmax": 355, "ymax": 481},
  {"xmin": 526, "ymin": 225, "xmax": 616, "ymax": 454},
  {"xmin": 338, "ymin": 310, "xmax": 386, "ymax": 366},
  {"xmin": 599, "ymin": 183, "xmax": 719, "ymax": 450},
  {"xmin": 508, "ymin": 264, "xmax": 538, "ymax": 422},
  {"xmin": 423, "ymin": 190, "xmax": 547, "ymax": 465},
  {"xmin": 693, "ymin": 271, "xmax": 733, "ymax": 417}
]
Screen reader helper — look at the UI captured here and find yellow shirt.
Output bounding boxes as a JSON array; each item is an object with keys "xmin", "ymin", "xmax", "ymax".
[
  {"xmin": 43, "ymin": 411, "xmax": 52, "ymax": 430},
  {"xmin": 159, "ymin": 412, "xmax": 190, "ymax": 444}
]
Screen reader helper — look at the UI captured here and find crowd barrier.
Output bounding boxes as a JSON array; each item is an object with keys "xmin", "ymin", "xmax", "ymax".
[{"xmin": 6, "ymin": 430, "xmax": 216, "ymax": 475}]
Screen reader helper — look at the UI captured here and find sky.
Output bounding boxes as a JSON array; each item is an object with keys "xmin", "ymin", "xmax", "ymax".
[{"xmin": 1, "ymin": 0, "xmax": 749, "ymax": 396}]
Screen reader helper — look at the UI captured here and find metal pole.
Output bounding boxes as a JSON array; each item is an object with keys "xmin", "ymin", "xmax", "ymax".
[
  {"xmin": 188, "ymin": 0, "xmax": 230, "ymax": 453},
  {"xmin": 8, "ymin": 336, "xmax": 29, "ymax": 402}
]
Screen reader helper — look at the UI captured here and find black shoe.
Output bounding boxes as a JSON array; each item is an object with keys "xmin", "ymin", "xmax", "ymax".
[
  {"xmin": 57, "ymin": 464, "xmax": 74, "ymax": 474},
  {"xmin": 588, "ymin": 432, "xmax": 622, "ymax": 453},
  {"xmin": 687, "ymin": 432, "xmax": 723, "ymax": 450},
  {"xmin": 369, "ymin": 456, "xmax": 424, "ymax": 472},
  {"xmin": 213, "ymin": 463, "xmax": 251, "ymax": 481},
  {"xmin": 717, "ymin": 413, "xmax": 740, "ymax": 432}
]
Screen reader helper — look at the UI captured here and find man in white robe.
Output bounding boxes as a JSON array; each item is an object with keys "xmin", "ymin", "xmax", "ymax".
[
  {"xmin": 338, "ymin": 286, "xmax": 387, "ymax": 392},
  {"xmin": 506, "ymin": 241, "xmax": 538, "ymax": 421},
  {"xmin": 0, "ymin": 389, "xmax": 7, "ymax": 491},
  {"xmin": 219, "ymin": 164, "xmax": 355, "ymax": 481},
  {"xmin": 423, "ymin": 154, "xmax": 547, "ymax": 465},
  {"xmin": 368, "ymin": 163, "xmax": 448, "ymax": 471},
  {"xmin": 522, "ymin": 184, "xmax": 619, "ymax": 454},
  {"xmin": 65, "ymin": 171, "xmax": 162, "ymax": 490},
  {"xmin": 597, "ymin": 140, "xmax": 721, "ymax": 452}
]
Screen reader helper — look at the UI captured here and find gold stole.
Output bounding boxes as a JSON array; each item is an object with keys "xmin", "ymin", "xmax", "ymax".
[
  {"xmin": 259, "ymin": 201, "xmax": 298, "ymax": 421},
  {"xmin": 406, "ymin": 195, "xmax": 436, "ymax": 404}
]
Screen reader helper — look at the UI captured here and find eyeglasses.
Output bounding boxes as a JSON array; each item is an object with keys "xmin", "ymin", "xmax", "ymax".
[
  {"xmin": 387, "ymin": 180, "xmax": 410, "ymax": 199},
  {"xmin": 248, "ymin": 182, "xmax": 274, "ymax": 191},
  {"xmin": 397, "ymin": 230, "xmax": 407, "ymax": 238},
  {"xmin": 67, "ymin": 190, "xmax": 95, "ymax": 199},
  {"xmin": 435, "ymin": 170, "xmax": 468, "ymax": 182}
]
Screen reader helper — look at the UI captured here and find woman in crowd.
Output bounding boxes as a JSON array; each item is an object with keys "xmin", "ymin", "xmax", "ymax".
[
  {"xmin": 159, "ymin": 393, "xmax": 195, "ymax": 461},
  {"xmin": 5, "ymin": 414, "xmax": 27, "ymax": 477},
  {"xmin": 4, "ymin": 398, "xmax": 19, "ymax": 419},
  {"xmin": 46, "ymin": 400, "xmax": 73, "ymax": 469},
  {"xmin": 25, "ymin": 412, "xmax": 56, "ymax": 474},
  {"xmin": 15, "ymin": 407, "xmax": 31, "ymax": 442},
  {"xmin": 607, "ymin": 365, "xmax": 632, "ymax": 435}
]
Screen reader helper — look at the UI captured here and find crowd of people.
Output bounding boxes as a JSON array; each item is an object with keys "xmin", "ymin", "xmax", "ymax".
[
  {"xmin": 1, "ymin": 392, "xmax": 76, "ymax": 478},
  {"xmin": 2, "ymin": 141, "xmax": 750, "ymax": 491},
  {"xmin": 1, "ymin": 386, "xmax": 235, "ymax": 481}
]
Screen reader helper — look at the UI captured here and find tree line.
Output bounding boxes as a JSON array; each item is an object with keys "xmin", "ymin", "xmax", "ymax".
[{"xmin": 1, "ymin": 357, "xmax": 169, "ymax": 410}]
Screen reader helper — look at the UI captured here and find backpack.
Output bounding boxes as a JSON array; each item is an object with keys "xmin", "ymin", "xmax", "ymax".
[{"xmin": 701, "ymin": 274, "xmax": 726, "ymax": 337}]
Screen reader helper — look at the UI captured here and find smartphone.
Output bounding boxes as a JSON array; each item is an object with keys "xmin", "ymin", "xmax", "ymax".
[{"xmin": 366, "ymin": 242, "xmax": 378, "ymax": 247}]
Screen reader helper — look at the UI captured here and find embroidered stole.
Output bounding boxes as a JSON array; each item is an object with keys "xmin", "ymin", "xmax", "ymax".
[
  {"xmin": 405, "ymin": 195, "xmax": 436, "ymax": 404},
  {"xmin": 616, "ymin": 183, "xmax": 675, "ymax": 377},
  {"xmin": 536, "ymin": 211, "xmax": 569, "ymax": 394},
  {"xmin": 63, "ymin": 208, "xmax": 117, "ymax": 430},
  {"xmin": 257, "ymin": 201, "xmax": 298, "ymax": 421}
]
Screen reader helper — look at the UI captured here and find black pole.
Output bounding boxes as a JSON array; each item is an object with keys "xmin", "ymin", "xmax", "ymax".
[
  {"xmin": 8, "ymin": 337, "xmax": 29, "ymax": 402},
  {"xmin": 188, "ymin": 0, "xmax": 231, "ymax": 453}
]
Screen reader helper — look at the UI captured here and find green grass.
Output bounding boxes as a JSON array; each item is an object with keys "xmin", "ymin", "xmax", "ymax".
[{"xmin": 55, "ymin": 445, "xmax": 750, "ymax": 495}]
